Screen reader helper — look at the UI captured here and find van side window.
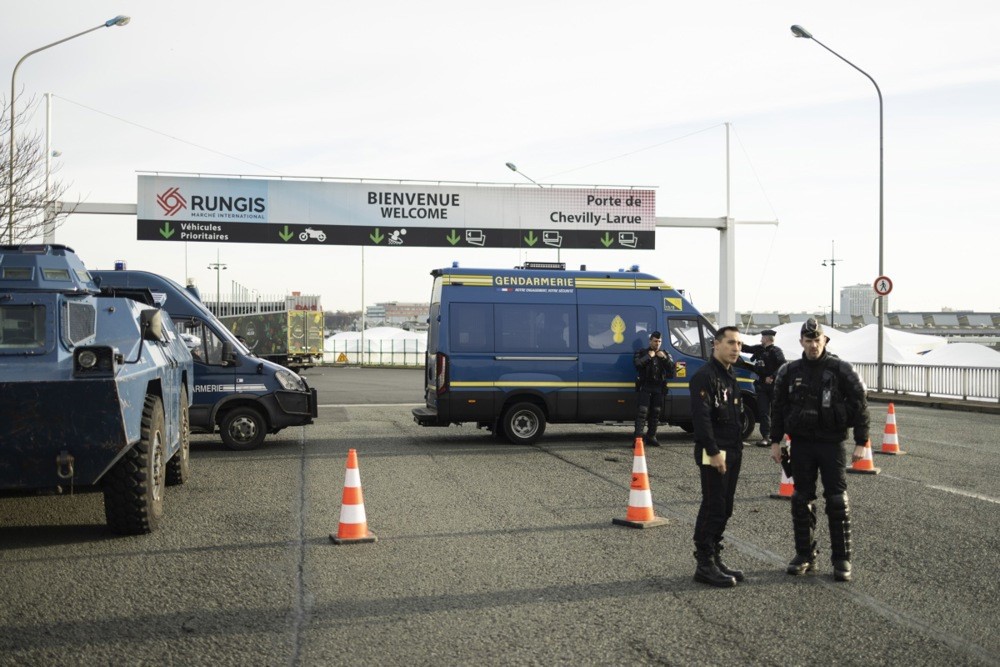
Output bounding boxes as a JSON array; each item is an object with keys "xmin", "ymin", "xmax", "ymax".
[
  {"xmin": 581, "ymin": 306, "xmax": 655, "ymax": 352},
  {"xmin": 181, "ymin": 320, "xmax": 227, "ymax": 365},
  {"xmin": 668, "ymin": 318, "xmax": 712, "ymax": 358},
  {"xmin": 450, "ymin": 303, "xmax": 493, "ymax": 352},
  {"xmin": 496, "ymin": 304, "xmax": 575, "ymax": 353}
]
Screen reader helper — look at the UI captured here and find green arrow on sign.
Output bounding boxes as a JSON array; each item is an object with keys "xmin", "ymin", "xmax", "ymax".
[
  {"xmin": 159, "ymin": 222, "xmax": 175, "ymax": 239},
  {"xmin": 446, "ymin": 229, "xmax": 461, "ymax": 245},
  {"xmin": 370, "ymin": 228, "xmax": 385, "ymax": 244},
  {"xmin": 600, "ymin": 232, "xmax": 614, "ymax": 248},
  {"xmin": 524, "ymin": 231, "xmax": 538, "ymax": 246},
  {"xmin": 279, "ymin": 225, "xmax": 293, "ymax": 241}
]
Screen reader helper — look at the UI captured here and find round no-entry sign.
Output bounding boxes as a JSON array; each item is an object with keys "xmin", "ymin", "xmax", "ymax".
[{"xmin": 873, "ymin": 275, "xmax": 893, "ymax": 296}]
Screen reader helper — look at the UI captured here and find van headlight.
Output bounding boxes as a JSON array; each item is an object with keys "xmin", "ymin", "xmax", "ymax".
[{"xmin": 275, "ymin": 369, "xmax": 306, "ymax": 392}]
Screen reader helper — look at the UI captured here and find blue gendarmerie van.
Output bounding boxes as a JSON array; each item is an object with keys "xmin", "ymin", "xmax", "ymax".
[
  {"xmin": 412, "ymin": 262, "xmax": 757, "ymax": 445},
  {"xmin": 93, "ymin": 269, "xmax": 317, "ymax": 451}
]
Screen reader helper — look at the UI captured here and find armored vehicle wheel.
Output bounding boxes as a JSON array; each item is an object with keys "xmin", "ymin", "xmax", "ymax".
[
  {"xmin": 103, "ymin": 395, "xmax": 167, "ymax": 535},
  {"xmin": 166, "ymin": 386, "xmax": 190, "ymax": 486},
  {"xmin": 502, "ymin": 402, "xmax": 545, "ymax": 445},
  {"xmin": 220, "ymin": 406, "xmax": 267, "ymax": 451}
]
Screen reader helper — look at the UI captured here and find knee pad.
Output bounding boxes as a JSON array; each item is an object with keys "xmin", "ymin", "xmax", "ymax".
[
  {"xmin": 826, "ymin": 493, "xmax": 850, "ymax": 519},
  {"xmin": 636, "ymin": 405, "xmax": 649, "ymax": 420},
  {"xmin": 648, "ymin": 405, "xmax": 661, "ymax": 420},
  {"xmin": 791, "ymin": 492, "xmax": 815, "ymax": 516}
]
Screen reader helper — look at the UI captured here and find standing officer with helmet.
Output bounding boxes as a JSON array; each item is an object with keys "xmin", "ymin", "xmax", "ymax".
[
  {"xmin": 770, "ymin": 318, "xmax": 870, "ymax": 582},
  {"xmin": 742, "ymin": 329, "xmax": 786, "ymax": 447},
  {"xmin": 633, "ymin": 331, "xmax": 674, "ymax": 447}
]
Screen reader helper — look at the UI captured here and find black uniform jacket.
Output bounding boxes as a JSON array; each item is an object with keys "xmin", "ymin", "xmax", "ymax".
[
  {"xmin": 689, "ymin": 356, "xmax": 743, "ymax": 459},
  {"xmin": 633, "ymin": 346, "xmax": 674, "ymax": 391},
  {"xmin": 741, "ymin": 342, "xmax": 786, "ymax": 383},
  {"xmin": 771, "ymin": 351, "xmax": 870, "ymax": 445}
]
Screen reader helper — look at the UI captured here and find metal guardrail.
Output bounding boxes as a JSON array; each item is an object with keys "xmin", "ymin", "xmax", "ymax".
[
  {"xmin": 322, "ymin": 340, "xmax": 426, "ymax": 367},
  {"xmin": 853, "ymin": 362, "xmax": 1000, "ymax": 402},
  {"xmin": 319, "ymin": 345, "xmax": 1000, "ymax": 403}
]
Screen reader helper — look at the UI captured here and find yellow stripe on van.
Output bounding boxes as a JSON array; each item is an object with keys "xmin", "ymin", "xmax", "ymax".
[
  {"xmin": 442, "ymin": 274, "xmax": 494, "ymax": 286},
  {"xmin": 452, "ymin": 381, "xmax": 634, "ymax": 389},
  {"xmin": 575, "ymin": 278, "xmax": 667, "ymax": 290}
]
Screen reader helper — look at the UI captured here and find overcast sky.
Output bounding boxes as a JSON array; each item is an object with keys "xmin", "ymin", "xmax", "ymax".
[{"xmin": 4, "ymin": 1, "xmax": 999, "ymax": 316}]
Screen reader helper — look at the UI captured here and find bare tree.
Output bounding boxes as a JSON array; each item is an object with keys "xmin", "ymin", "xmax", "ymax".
[{"xmin": 0, "ymin": 93, "xmax": 73, "ymax": 245}]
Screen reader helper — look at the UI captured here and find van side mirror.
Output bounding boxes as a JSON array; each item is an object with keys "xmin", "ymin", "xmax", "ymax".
[
  {"xmin": 141, "ymin": 309, "xmax": 165, "ymax": 342},
  {"xmin": 221, "ymin": 340, "xmax": 235, "ymax": 365}
]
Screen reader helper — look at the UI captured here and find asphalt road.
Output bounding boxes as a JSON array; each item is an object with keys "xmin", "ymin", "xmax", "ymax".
[{"xmin": 1, "ymin": 367, "xmax": 999, "ymax": 666}]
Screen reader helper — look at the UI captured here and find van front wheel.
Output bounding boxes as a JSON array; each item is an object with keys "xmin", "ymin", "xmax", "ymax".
[
  {"xmin": 220, "ymin": 406, "xmax": 267, "ymax": 451},
  {"xmin": 740, "ymin": 399, "xmax": 757, "ymax": 441},
  {"xmin": 502, "ymin": 402, "xmax": 545, "ymax": 445}
]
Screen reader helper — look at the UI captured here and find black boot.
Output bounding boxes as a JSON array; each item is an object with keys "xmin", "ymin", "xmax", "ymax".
[
  {"xmin": 827, "ymin": 493, "xmax": 853, "ymax": 582},
  {"xmin": 714, "ymin": 542, "xmax": 744, "ymax": 582},
  {"xmin": 787, "ymin": 493, "xmax": 818, "ymax": 576},
  {"xmin": 694, "ymin": 548, "xmax": 737, "ymax": 588}
]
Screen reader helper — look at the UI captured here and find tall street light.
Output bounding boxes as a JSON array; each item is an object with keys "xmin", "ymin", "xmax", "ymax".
[
  {"xmin": 208, "ymin": 250, "xmax": 227, "ymax": 316},
  {"xmin": 821, "ymin": 240, "xmax": 841, "ymax": 328},
  {"xmin": 7, "ymin": 15, "xmax": 131, "ymax": 244},
  {"xmin": 505, "ymin": 162, "xmax": 560, "ymax": 261},
  {"xmin": 791, "ymin": 24, "xmax": 886, "ymax": 391}
]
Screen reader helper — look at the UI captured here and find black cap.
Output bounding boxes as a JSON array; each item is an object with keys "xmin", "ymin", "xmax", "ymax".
[
  {"xmin": 800, "ymin": 318, "xmax": 825, "ymax": 339},
  {"xmin": 649, "ymin": 331, "xmax": 662, "ymax": 340},
  {"xmin": 760, "ymin": 329, "xmax": 777, "ymax": 336}
]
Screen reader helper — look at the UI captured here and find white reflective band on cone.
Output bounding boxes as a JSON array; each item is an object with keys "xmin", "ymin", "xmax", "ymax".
[
  {"xmin": 344, "ymin": 468, "xmax": 361, "ymax": 486},
  {"xmin": 629, "ymin": 489, "xmax": 653, "ymax": 507},
  {"xmin": 339, "ymin": 503, "xmax": 367, "ymax": 524}
]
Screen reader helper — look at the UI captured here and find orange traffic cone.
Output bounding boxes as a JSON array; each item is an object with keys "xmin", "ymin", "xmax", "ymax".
[
  {"xmin": 847, "ymin": 439, "xmax": 881, "ymax": 475},
  {"xmin": 876, "ymin": 403, "xmax": 906, "ymax": 455},
  {"xmin": 613, "ymin": 438, "xmax": 669, "ymax": 529},
  {"xmin": 770, "ymin": 435, "xmax": 794, "ymax": 500},
  {"xmin": 330, "ymin": 449, "xmax": 377, "ymax": 544}
]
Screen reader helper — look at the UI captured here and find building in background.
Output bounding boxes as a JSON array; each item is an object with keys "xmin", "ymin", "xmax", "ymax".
[
  {"xmin": 841, "ymin": 283, "xmax": 876, "ymax": 318},
  {"xmin": 364, "ymin": 302, "xmax": 430, "ymax": 329}
]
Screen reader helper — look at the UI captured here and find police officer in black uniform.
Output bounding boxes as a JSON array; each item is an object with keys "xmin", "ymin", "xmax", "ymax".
[
  {"xmin": 633, "ymin": 331, "xmax": 674, "ymax": 446},
  {"xmin": 690, "ymin": 326, "xmax": 745, "ymax": 588},
  {"xmin": 742, "ymin": 329, "xmax": 786, "ymax": 447},
  {"xmin": 770, "ymin": 318, "xmax": 870, "ymax": 582}
]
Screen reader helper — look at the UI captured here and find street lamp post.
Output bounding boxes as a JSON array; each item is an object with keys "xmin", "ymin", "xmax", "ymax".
[
  {"xmin": 7, "ymin": 15, "xmax": 130, "ymax": 244},
  {"xmin": 791, "ymin": 24, "xmax": 886, "ymax": 391},
  {"xmin": 208, "ymin": 250, "xmax": 227, "ymax": 316},
  {"xmin": 821, "ymin": 240, "xmax": 841, "ymax": 328},
  {"xmin": 505, "ymin": 162, "xmax": 559, "ymax": 261}
]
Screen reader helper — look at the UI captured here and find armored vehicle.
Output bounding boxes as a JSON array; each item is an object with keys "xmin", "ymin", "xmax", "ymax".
[{"xmin": 0, "ymin": 245, "xmax": 193, "ymax": 534}]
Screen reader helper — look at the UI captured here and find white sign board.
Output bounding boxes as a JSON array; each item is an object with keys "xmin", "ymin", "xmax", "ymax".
[{"xmin": 137, "ymin": 175, "xmax": 657, "ymax": 249}]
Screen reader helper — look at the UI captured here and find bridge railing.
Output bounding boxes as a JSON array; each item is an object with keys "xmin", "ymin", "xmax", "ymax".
[{"xmin": 853, "ymin": 362, "xmax": 1000, "ymax": 402}]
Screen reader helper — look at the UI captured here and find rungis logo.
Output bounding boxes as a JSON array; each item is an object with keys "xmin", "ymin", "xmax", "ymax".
[{"xmin": 156, "ymin": 187, "xmax": 188, "ymax": 216}]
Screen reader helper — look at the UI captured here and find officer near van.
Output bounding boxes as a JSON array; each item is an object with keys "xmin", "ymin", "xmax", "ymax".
[
  {"xmin": 690, "ymin": 326, "xmax": 745, "ymax": 588},
  {"xmin": 633, "ymin": 331, "xmax": 674, "ymax": 446},
  {"xmin": 741, "ymin": 329, "xmax": 786, "ymax": 447},
  {"xmin": 769, "ymin": 318, "xmax": 870, "ymax": 582}
]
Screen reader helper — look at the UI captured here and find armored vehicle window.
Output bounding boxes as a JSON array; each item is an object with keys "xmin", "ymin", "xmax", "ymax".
[
  {"xmin": 41, "ymin": 269, "xmax": 72, "ymax": 281},
  {"xmin": 450, "ymin": 303, "xmax": 493, "ymax": 352},
  {"xmin": 63, "ymin": 301, "xmax": 97, "ymax": 346},
  {"xmin": 581, "ymin": 306, "xmax": 655, "ymax": 352},
  {"xmin": 496, "ymin": 304, "xmax": 575, "ymax": 354},
  {"xmin": 0, "ymin": 305, "xmax": 46, "ymax": 348},
  {"xmin": 1, "ymin": 267, "xmax": 33, "ymax": 280},
  {"xmin": 74, "ymin": 269, "xmax": 92, "ymax": 282}
]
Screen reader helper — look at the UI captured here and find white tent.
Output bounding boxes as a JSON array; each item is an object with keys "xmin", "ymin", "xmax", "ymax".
[{"xmin": 917, "ymin": 343, "xmax": 1000, "ymax": 368}]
